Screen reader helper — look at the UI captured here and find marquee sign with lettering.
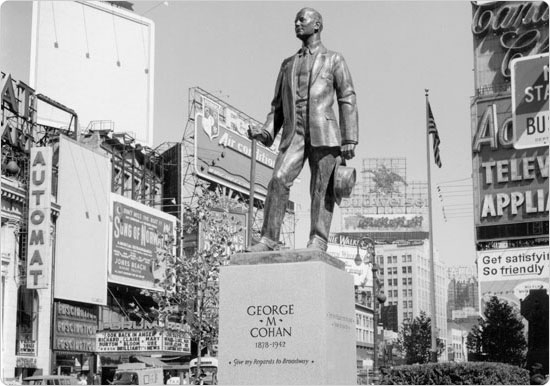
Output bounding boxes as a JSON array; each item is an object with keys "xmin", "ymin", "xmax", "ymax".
[
  {"xmin": 96, "ymin": 329, "xmax": 190, "ymax": 354},
  {"xmin": 193, "ymin": 91, "xmax": 278, "ymax": 200},
  {"xmin": 26, "ymin": 147, "xmax": 52, "ymax": 289},
  {"xmin": 52, "ymin": 301, "xmax": 98, "ymax": 352}
]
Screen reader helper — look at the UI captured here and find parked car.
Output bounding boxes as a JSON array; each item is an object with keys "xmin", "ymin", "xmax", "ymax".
[{"xmin": 22, "ymin": 375, "xmax": 78, "ymax": 385}]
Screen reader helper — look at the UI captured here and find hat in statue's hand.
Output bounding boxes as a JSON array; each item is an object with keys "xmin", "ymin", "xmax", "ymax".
[{"xmin": 333, "ymin": 157, "xmax": 356, "ymax": 205}]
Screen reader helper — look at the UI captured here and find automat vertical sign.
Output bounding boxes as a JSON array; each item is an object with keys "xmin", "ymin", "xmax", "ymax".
[
  {"xmin": 27, "ymin": 147, "xmax": 52, "ymax": 289},
  {"xmin": 512, "ymin": 54, "xmax": 549, "ymax": 149}
]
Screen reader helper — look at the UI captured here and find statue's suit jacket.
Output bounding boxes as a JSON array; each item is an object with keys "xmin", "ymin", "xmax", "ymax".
[{"xmin": 261, "ymin": 43, "xmax": 359, "ymax": 151}]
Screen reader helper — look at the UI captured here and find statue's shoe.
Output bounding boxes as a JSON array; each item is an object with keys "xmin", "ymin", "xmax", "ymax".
[{"xmin": 245, "ymin": 242, "xmax": 272, "ymax": 252}]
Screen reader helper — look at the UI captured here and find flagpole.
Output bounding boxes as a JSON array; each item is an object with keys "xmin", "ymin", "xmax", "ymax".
[{"xmin": 425, "ymin": 89, "xmax": 438, "ymax": 362}]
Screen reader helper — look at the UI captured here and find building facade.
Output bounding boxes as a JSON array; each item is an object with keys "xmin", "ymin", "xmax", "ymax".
[{"xmin": 469, "ymin": 1, "xmax": 549, "ymax": 373}]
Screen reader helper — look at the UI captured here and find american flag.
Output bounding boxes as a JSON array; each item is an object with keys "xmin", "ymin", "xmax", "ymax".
[{"xmin": 427, "ymin": 102, "xmax": 442, "ymax": 168}]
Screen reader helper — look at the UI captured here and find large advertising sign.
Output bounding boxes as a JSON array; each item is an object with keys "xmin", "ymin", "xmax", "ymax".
[
  {"xmin": 30, "ymin": 2, "xmax": 155, "ymax": 145},
  {"xmin": 109, "ymin": 194, "xmax": 176, "ymax": 290},
  {"xmin": 511, "ymin": 54, "xmax": 549, "ymax": 149},
  {"xmin": 27, "ymin": 146, "xmax": 52, "ymax": 289},
  {"xmin": 342, "ymin": 213, "xmax": 427, "ymax": 233},
  {"xmin": 471, "ymin": 2, "xmax": 548, "ymax": 92},
  {"xmin": 194, "ymin": 92, "xmax": 278, "ymax": 199},
  {"xmin": 477, "ymin": 246, "xmax": 549, "ymax": 312},
  {"xmin": 471, "ymin": 96, "xmax": 548, "ymax": 227},
  {"xmin": 52, "ymin": 302, "xmax": 98, "ymax": 352}
]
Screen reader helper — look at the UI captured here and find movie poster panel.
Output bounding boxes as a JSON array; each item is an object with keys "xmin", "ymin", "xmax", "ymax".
[
  {"xmin": 108, "ymin": 194, "xmax": 176, "ymax": 290},
  {"xmin": 477, "ymin": 246, "xmax": 549, "ymax": 313}
]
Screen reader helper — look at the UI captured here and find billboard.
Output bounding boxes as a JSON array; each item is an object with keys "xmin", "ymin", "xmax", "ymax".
[
  {"xmin": 55, "ymin": 136, "xmax": 111, "ymax": 305},
  {"xmin": 511, "ymin": 53, "xmax": 549, "ymax": 149},
  {"xmin": 342, "ymin": 213, "xmax": 426, "ymax": 233},
  {"xmin": 30, "ymin": 1, "xmax": 155, "ymax": 145},
  {"xmin": 471, "ymin": 96, "xmax": 549, "ymax": 227},
  {"xmin": 471, "ymin": 2, "xmax": 548, "ymax": 93},
  {"xmin": 108, "ymin": 194, "xmax": 176, "ymax": 290},
  {"xmin": 27, "ymin": 146, "xmax": 52, "ymax": 289},
  {"xmin": 477, "ymin": 246, "xmax": 549, "ymax": 312},
  {"xmin": 194, "ymin": 92, "xmax": 278, "ymax": 199}
]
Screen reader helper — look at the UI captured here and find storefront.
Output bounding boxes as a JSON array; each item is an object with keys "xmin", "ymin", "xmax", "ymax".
[{"xmin": 51, "ymin": 301, "xmax": 98, "ymax": 377}]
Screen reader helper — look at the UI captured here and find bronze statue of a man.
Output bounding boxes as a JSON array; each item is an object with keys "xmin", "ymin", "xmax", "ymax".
[{"xmin": 247, "ymin": 7, "xmax": 358, "ymax": 252}]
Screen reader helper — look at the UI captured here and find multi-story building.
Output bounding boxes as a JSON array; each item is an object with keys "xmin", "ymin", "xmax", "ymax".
[
  {"xmin": 0, "ymin": 3, "xmax": 189, "ymax": 383},
  {"xmin": 446, "ymin": 322, "xmax": 469, "ymax": 363},
  {"xmin": 469, "ymin": 1, "xmax": 549, "ymax": 372},
  {"xmin": 376, "ymin": 243, "xmax": 447, "ymax": 341},
  {"xmin": 355, "ymin": 303, "xmax": 375, "ymax": 371},
  {"xmin": 447, "ymin": 266, "xmax": 479, "ymax": 320}
]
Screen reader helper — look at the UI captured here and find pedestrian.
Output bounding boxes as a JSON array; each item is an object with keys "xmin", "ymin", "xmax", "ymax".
[
  {"xmin": 247, "ymin": 7, "xmax": 359, "ymax": 253},
  {"xmin": 77, "ymin": 373, "xmax": 88, "ymax": 385}
]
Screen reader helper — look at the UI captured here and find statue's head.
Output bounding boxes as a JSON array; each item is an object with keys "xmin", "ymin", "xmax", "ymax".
[{"xmin": 294, "ymin": 8, "xmax": 323, "ymax": 41}]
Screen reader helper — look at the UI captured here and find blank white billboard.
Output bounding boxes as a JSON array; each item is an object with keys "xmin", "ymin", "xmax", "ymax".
[
  {"xmin": 54, "ymin": 135, "xmax": 111, "ymax": 305},
  {"xmin": 30, "ymin": 1, "xmax": 154, "ymax": 146}
]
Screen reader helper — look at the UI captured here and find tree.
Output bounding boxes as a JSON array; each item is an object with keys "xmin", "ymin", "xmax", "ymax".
[
  {"xmin": 466, "ymin": 296, "xmax": 526, "ymax": 366},
  {"xmin": 134, "ymin": 186, "xmax": 241, "ymax": 378},
  {"xmin": 396, "ymin": 311, "xmax": 444, "ymax": 364}
]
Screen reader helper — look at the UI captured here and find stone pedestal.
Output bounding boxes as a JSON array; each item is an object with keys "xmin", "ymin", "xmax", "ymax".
[{"xmin": 218, "ymin": 249, "xmax": 356, "ymax": 385}]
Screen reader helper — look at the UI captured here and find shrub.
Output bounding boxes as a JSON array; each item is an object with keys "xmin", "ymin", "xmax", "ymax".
[{"xmin": 379, "ymin": 361, "xmax": 529, "ymax": 385}]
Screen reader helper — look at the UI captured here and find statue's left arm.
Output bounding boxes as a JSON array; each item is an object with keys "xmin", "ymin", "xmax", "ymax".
[{"xmin": 333, "ymin": 53, "xmax": 359, "ymax": 159}]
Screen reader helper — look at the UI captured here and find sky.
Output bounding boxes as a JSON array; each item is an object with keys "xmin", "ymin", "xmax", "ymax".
[
  {"xmin": 0, "ymin": 0, "xmax": 477, "ymax": 269},
  {"xmin": 130, "ymin": 0, "xmax": 477, "ymax": 268}
]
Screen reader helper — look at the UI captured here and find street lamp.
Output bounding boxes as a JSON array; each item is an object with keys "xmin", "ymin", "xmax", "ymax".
[{"xmin": 355, "ymin": 237, "xmax": 386, "ymax": 382}]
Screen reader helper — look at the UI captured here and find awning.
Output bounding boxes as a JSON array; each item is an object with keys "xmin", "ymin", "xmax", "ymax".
[{"xmin": 134, "ymin": 356, "xmax": 168, "ymax": 367}]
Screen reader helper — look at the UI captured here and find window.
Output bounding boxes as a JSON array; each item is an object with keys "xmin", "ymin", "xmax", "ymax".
[
  {"xmin": 403, "ymin": 278, "xmax": 407, "ymax": 285},
  {"xmin": 402, "ymin": 266, "xmax": 407, "ymax": 274},
  {"xmin": 403, "ymin": 289, "xmax": 407, "ymax": 297},
  {"xmin": 403, "ymin": 301, "xmax": 408, "ymax": 308},
  {"xmin": 408, "ymin": 300, "xmax": 413, "ymax": 308},
  {"xmin": 408, "ymin": 278, "xmax": 413, "ymax": 285},
  {"xmin": 388, "ymin": 279, "xmax": 393, "ymax": 286},
  {"xmin": 402, "ymin": 255, "xmax": 407, "ymax": 263},
  {"xmin": 387, "ymin": 256, "xmax": 392, "ymax": 264},
  {"xmin": 393, "ymin": 267, "xmax": 398, "ymax": 275},
  {"xmin": 408, "ymin": 312, "xmax": 413, "ymax": 318},
  {"xmin": 408, "ymin": 266, "xmax": 412, "ymax": 274},
  {"xmin": 393, "ymin": 279, "xmax": 398, "ymax": 286},
  {"xmin": 403, "ymin": 312, "xmax": 408, "ymax": 320},
  {"xmin": 407, "ymin": 254, "xmax": 412, "ymax": 262},
  {"xmin": 392, "ymin": 256, "xmax": 397, "ymax": 264},
  {"xmin": 379, "ymin": 268, "xmax": 384, "ymax": 275},
  {"xmin": 408, "ymin": 289, "xmax": 413, "ymax": 297},
  {"xmin": 378, "ymin": 256, "xmax": 384, "ymax": 264}
]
